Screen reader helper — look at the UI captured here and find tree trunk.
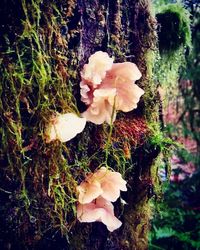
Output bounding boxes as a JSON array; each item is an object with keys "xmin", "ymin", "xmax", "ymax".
[{"xmin": 0, "ymin": 0, "xmax": 159, "ymax": 249}]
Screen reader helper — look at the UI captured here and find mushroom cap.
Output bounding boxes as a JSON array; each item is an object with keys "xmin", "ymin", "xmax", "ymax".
[
  {"xmin": 80, "ymin": 51, "xmax": 144, "ymax": 124},
  {"xmin": 77, "ymin": 167, "xmax": 127, "ymax": 204},
  {"xmin": 81, "ymin": 88, "xmax": 117, "ymax": 125},
  {"xmin": 46, "ymin": 113, "xmax": 86, "ymax": 143},
  {"xmin": 77, "ymin": 196, "xmax": 122, "ymax": 232},
  {"xmin": 81, "ymin": 51, "xmax": 114, "ymax": 87},
  {"xmin": 101, "ymin": 62, "xmax": 144, "ymax": 112}
]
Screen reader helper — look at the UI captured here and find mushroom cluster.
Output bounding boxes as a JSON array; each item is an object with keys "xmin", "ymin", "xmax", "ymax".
[
  {"xmin": 80, "ymin": 51, "xmax": 144, "ymax": 124},
  {"xmin": 77, "ymin": 167, "xmax": 127, "ymax": 232}
]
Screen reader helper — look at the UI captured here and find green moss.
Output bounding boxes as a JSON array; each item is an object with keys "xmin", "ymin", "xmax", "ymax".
[
  {"xmin": 153, "ymin": 3, "xmax": 192, "ymax": 99},
  {"xmin": 0, "ymin": 0, "xmax": 81, "ymax": 241},
  {"xmin": 148, "ymin": 123, "xmax": 179, "ymax": 153},
  {"xmin": 156, "ymin": 3, "xmax": 191, "ymax": 53},
  {"xmin": 155, "ymin": 47, "xmax": 185, "ymax": 95},
  {"xmin": 123, "ymin": 201, "xmax": 152, "ymax": 250},
  {"xmin": 143, "ymin": 50, "xmax": 160, "ymax": 122}
]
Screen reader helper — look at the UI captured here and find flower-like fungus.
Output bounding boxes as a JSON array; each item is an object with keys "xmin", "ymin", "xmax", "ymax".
[
  {"xmin": 77, "ymin": 196, "xmax": 122, "ymax": 232},
  {"xmin": 45, "ymin": 113, "xmax": 86, "ymax": 143},
  {"xmin": 77, "ymin": 167, "xmax": 127, "ymax": 204},
  {"xmin": 81, "ymin": 88, "xmax": 117, "ymax": 125},
  {"xmin": 80, "ymin": 51, "xmax": 144, "ymax": 124},
  {"xmin": 76, "ymin": 167, "xmax": 127, "ymax": 232},
  {"xmin": 81, "ymin": 51, "xmax": 113, "ymax": 87}
]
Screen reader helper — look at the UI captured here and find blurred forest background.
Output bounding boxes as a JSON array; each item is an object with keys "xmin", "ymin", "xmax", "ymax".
[{"xmin": 149, "ymin": 0, "xmax": 200, "ymax": 249}]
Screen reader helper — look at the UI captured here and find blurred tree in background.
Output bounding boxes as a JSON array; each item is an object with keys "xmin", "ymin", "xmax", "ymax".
[{"xmin": 180, "ymin": 0, "xmax": 200, "ymax": 149}]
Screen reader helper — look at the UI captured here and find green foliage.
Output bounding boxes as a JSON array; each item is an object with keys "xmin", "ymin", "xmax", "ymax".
[
  {"xmin": 154, "ymin": 226, "xmax": 176, "ymax": 239},
  {"xmin": 149, "ymin": 173, "xmax": 200, "ymax": 250}
]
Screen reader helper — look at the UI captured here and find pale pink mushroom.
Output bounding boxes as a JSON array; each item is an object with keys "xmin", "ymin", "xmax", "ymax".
[
  {"xmin": 45, "ymin": 113, "xmax": 86, "ymax": 143},
  {"xmin": 80, "ymin": 51, "xmax": 144, "ymax": 125},
  {"xmin": 94, "ymin": 167, "xmax": 127, "ymax": 202},
  {"xmin": 106, "ymin": 62, "xmax": 142, "ymax": 82},
  {"xmin": 77, "ymin": 196, "xmax": 122, "ymax": 232},
  {"xmin": 81, "ymin": 51, "xmax": 114, "ymax": 87},
  {"xmin": 81, "ymin": 88, "xmax": 117, "ymax": 125},
  {"xmin": 77, "ymin": 177, "xmax": 103, "ymax": 204},
  {"xmin": 77, "ymin": 167, "xmax": 127, "ymax": 204},
  {"xmin": 80, "ymin": 81, "xmax": 93, "ymax": 105},
  {"xmin": 101, "ymin": 62, "xmax": 144, "ymax": 112}
]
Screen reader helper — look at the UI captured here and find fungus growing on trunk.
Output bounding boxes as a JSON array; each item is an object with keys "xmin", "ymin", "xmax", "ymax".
[
  {"xmin": 77, "ymin": 167, "xmax": 127, "ymax": 232},
  {"xmin": 45, "ymin": 113, "xmax": 86, "ymax": 143},
  {"xmin": 77, "ymin": 196, "xmax": 122, "ymax": 232},
  {"xmin": 77, "ymin": 167, "xmax": 127, "ymax": 204},
  {"xmin": 80, "ymin": 51, "xmax": 144, "ymax": 124}
]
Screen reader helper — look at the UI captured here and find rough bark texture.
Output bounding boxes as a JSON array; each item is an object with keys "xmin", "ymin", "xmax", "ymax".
[{"xmin": 0, "ymin": 0, "xmax": 159, "ymax": 249}]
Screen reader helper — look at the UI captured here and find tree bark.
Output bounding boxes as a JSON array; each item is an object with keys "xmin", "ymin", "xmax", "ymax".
[{"xmin": 0, "ymin": 0, "xmax": 158, "ymax": 249}]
